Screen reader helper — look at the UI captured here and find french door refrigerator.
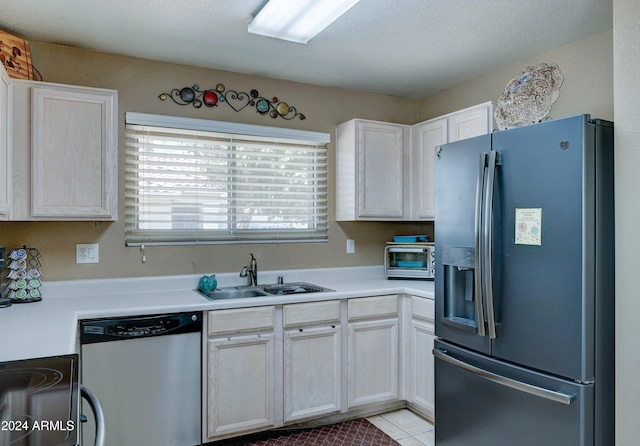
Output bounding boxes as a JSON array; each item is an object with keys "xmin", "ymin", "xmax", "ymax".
[{"xmin": 433, "ymin": 115, "xmax": 614, "ymax": 446}]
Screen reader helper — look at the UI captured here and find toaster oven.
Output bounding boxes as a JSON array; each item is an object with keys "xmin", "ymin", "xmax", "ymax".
[{"xmin": 384, "ymin": 243, "xmax": 435, "ymax": 279}]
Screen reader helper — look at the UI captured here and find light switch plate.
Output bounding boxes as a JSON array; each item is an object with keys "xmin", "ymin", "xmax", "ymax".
[
  {"xmin": 76, "ymin": 243, "xmax": 99, "ymax": 264},
  {"xmin": 346, "ymin": 239, "xmax": 355, "ymax": 254}
]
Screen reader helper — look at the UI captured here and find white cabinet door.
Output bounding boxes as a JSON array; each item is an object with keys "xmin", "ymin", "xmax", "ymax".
[
  {"xmin": 336, "ymin": 119, "xmax": 409, "ymax": 220},
  {"xmin": 448, "ymin": 102, "xmax": 493, "ymax": 142},
  {"xmin": 408, "ymin": 296, "xmax": 435, "ymax": 420},
  {"xmin": 30, "ymin": 85, "xmax": 117, "ymax": 218},
  {"xmin": 410, "ymin": 119, "xmax": 446, "ymax": 220},
  {"xmin": 11, "ymin": 81, "xmax": 117, "ymax": 220},
  {"xmin": 283, "ymin": 325, "xmax": 341, "ymax": 423},
  {"xmin": 206, "ymin": 333, "xmax": 275, "ymax": 440},
  {"xmin": 410, "ymin": 102, "xmax": 494, "ymax": 220},
  {"xmin": 0, "ymin": 64, "xmax": 11, "ymax": 219},
  {"xmin": 347, "ymin": 318, "xmax": 399, "ymax": 408},
  {"xmin": 410, "ymin": 319, "xmax": 435, "ymax": 419},
  {"xmin": 358, "ymin": 121, "xmax": 405, "ymax": 218}
]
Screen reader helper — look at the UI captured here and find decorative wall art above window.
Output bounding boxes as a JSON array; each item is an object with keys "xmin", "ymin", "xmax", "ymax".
[{"xmin": 159, "ymin": 84, "xmax": 306, "ymax": 120}]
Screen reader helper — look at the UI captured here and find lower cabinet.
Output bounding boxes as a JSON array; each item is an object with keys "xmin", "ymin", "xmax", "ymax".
[
  {"xmin": 283, "ymin": 300, "xmax": 341, "ymax": 423},
  {"xmin": 408, "ymin": 296, "xmax": 436, "ymax": 420},
  {"xmin": 284, "ymin": 329, "xmax": 341, "ymax": 422},
  {"xmin": 204, "ymin": 301, "xmax": 342, "ymax": 442},
  {"xmin": 283, "ymin": 327, "xmax": 341, "ymax": 422},
  {"xmin": 203, "ymin": 294, "xmax": 432, "ymax": 442},
  {"xmin": 207, "ymin": 334, "xmax": 275, "ymax": 437},
  {"xmin": 347, "ymin": 295, "xmax": 399, "ymax": 408},
  {"xmin": 204, "ymin": 307, "xmax": 276, "ymax": 441}
]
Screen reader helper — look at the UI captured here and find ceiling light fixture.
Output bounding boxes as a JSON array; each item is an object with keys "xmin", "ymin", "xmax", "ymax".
[{"xmin": 248, "ymin": 0, "xmax": 361, "ymax": 44}]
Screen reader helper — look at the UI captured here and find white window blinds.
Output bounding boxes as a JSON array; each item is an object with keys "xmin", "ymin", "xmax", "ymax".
[{"xmin": 125, "ymin": 113, "xmax": 329, "ymax": 245}]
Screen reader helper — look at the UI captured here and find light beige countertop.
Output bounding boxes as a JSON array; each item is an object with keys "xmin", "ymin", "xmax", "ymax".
[{"xmin": 0, "ymin": 266, "xmax": 433, "ymax": 363}]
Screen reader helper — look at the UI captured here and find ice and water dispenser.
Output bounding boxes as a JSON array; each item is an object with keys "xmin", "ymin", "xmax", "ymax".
[{"xmin": 441, "ymin": 245, "xmax": 481, "ymax": 332}]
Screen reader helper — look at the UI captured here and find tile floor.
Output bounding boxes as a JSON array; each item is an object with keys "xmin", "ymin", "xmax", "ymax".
[{"xmin": 367, "ymin": 409, "xmax": 435, "ymax": 446}]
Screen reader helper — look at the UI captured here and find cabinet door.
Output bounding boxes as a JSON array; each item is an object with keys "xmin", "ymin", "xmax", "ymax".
[
  {"xmin": 206, "ymin": 333, "xmax": 275, "ymax": 440},
  {"xmin": 357, "ymin": 121, "xmax": 406, "ymax": 219},
  {"xmin": 410, "ymin": 319, "xmax": 435, "ymax": 419},
  {"xmin": 30, "ymin": 86, "xmax": 117, "ymax": 219},
  {"xmin": 347, "ymin": 318, "xmax": 399, "ymax": 408},
  {"xmin": 448, "ymin": 104, "xmax": 492, "ymax": 142},
  {"xmin": 0, "ymin": 65, "xmax": 10, "ymax": 219},
  {"xmin": 283, "ymin": 326, "xmax": 341, "ymax": 423},
  {"xmin": 410, "ymin": 119, "xmax": 446, "ymax": 220}
]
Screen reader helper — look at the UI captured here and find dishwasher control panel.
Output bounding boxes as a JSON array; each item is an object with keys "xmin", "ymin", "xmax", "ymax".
[{"xmin": 80, "ymin": 312, "xmax": 202, "ymax": 344}]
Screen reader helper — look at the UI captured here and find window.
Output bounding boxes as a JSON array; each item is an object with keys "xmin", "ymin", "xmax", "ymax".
[{"xmin": 125, "ymin": 113, "xmax": 330, "ymax": 245}]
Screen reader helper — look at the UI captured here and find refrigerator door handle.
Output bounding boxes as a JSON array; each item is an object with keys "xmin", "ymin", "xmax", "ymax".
[
  {"xmin": 483, "ymin": 150, "xmax": 498, "ymax": 339},
  {"xmin": 433, "ymin": 348, "xmax": 575, "ymax": 405},
  {"xmin": 474, "ymin": 152, "xmax": 487, "ymax": 337}
]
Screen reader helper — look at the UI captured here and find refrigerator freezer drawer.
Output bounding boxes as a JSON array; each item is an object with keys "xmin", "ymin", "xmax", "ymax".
[{"xmin": 434, "ymin": 340, "xmax": 596, "ymax": 446}]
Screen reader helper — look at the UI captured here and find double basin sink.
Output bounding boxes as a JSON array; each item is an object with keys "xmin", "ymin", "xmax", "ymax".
[{"xmin": 197, "ymin": 282, "xmax": 335, "ymax": 300}]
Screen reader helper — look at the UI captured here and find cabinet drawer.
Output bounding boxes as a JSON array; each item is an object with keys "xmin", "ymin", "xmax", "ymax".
[
  {"xmin": 283, "ymin": 300, "xmax": 340, "ymax": 328},
  {"xmin": 411, "ymin": 296, "xmax": 434, "ymax": 322},
  {"xmin": 208, "ymin": 306, "xmax": 275, "ymax": 335},
  {"xmin": 348, "ymin": 295, "xmax": 398, "ymax": 321}
]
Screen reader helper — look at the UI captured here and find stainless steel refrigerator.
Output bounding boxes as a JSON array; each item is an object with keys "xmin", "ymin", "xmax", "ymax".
[{"xmin": 433, "ymin": 115, "xmax": 614, "ymax": 446}]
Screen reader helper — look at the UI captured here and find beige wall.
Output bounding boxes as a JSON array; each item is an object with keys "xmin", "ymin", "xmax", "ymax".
[
  {"xmin": 418, "ymin": 30, "xmax": 613, "ymax": 123},
  {"xmin": 0, "ymin": 42, "xmax": 432, "ymax": 280},
  {"xmin": 0, "ymin": 29, "xmax": 613, "ymax": 282},
  {"xmin": 613, "ymin": 0, "xmax": 640, "ymax": 443}
]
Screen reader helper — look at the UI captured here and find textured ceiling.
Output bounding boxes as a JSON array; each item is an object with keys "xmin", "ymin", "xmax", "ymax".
[{"xmin": 0, "ymin": 0, "xmax": 613, "ymax": 99}]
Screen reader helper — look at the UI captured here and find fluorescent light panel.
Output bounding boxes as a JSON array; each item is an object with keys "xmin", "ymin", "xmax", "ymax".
[{"xmin": 248, "ymin": 0, "xmax": 361, "ymax": 44}]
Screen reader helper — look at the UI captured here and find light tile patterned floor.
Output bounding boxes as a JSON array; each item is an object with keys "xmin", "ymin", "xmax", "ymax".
[{"xmin": 367, "ymin": 410, "xmax": 435, "ymax": 446}]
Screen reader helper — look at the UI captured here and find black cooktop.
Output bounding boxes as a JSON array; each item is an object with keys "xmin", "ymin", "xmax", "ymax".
[{"xmin": 0, "ymin": 354, "xmax": 79, "ymax": 446}]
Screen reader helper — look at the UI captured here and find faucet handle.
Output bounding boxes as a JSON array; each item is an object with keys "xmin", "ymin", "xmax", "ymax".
[
  {"xmin": 240, "ymin": 266, "xmax": 248, "ymax": 277},
  {"xmin": 278, "ymin": 275, "xmax": 284, "ymax": 285}
]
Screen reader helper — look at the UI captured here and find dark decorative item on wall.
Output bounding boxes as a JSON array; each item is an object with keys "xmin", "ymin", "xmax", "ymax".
[
  {"xmin": 159, "ymin": 84, "xmax": 306, "ymax": 120},
  {"xmin": 494, "ymin": 62, "xmax": 563, "ymax": 131}
]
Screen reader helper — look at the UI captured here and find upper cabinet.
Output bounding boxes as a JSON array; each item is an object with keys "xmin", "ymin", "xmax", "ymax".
[
  {"xmin": 0, "ymin": 64, "xmax": 11, "ymax": 220},
  {"xmin": 447, "ymin": 103, "xmax": 493, "ymax": 143},
  {"xmin": 336, "ymin": 119, "xmax": 410, "ymax": 221},
  {"xmin": 410, "ymin": 119, "xmax": 447, "ymax": 220},
  {"xmin": 411, "ymin": 102, "xmax": 494, "ymax": 220},
  {"xmin": 336, "ymin": 102, "xmax": 494, "ymax": 221},
  {"xmin": 11, "ymin": 80, "xmax": 118, "ymax": 220}
]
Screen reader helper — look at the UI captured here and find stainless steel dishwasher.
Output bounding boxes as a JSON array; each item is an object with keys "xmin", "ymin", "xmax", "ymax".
[{"xmin": 80, "ymin": 312, "xmax": 202, "ymax": 446}]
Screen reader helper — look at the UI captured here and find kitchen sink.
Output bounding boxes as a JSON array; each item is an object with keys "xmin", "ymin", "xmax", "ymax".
[
  {"xmin": 197, "ymin": 282, "xmax": 334, "ymax": 301},
  {"xmin": 260, "ymin": 282, "xmax": 334, "ymax": 295},
  {"xmin": 201, "ymin": 288, "xmax": 269, "ymax": 300}
]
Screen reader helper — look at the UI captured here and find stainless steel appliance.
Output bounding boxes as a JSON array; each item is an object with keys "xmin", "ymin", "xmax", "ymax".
[
  {"xmin": 80, "ymin": 312, "xmax": 202, "ymax": 446},
  {"xmin": 384, "ymin": 243, "xmax": 435, "ymax": 279},
  {"xmin": 0, "ymin": 355, "xmax": 80, "ymax": 446},
  {"xmin": 433, "ymin": 115, "xmax": 614, "ymax": 445}
]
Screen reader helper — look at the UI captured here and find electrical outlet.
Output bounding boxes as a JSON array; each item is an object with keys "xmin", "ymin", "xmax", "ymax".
[
  {"xmin": 346, "ymin": 239, "xmax": 355, "ymax": 254},
  {"xmin": 76, "ymin": 243, "xmax": 99, "ymax": 264}
]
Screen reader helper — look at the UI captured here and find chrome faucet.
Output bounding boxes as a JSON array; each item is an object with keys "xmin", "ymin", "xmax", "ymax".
[{"xmin": 240, "ymin": 253, "xmax": 258, "ymax": 286}]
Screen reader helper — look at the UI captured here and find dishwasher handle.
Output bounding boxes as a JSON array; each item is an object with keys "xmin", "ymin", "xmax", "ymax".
[{"xmin": 81, "ymin": 385, "xmax": 105, "ymax": 446}]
